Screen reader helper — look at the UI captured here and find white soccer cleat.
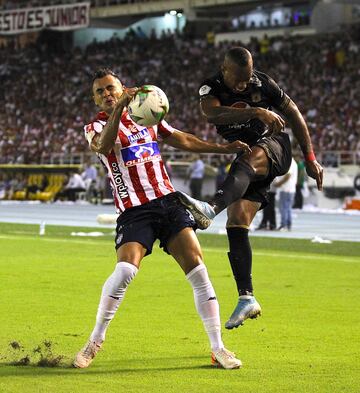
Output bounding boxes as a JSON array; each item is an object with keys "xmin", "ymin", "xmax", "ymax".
[
  {"xmin": 225, "ymin": 296, "xmax": 262, "ymax": 329},
  {"xmin": 177, "ymin": 191, "xmax": 216, "ymax": 230},
  {"xmin": 211, "ymin": 347, "xmax": 242, "ymax": 369},
  {"xmin": 73, "ymin": 340, "xmax": 102, "ymax": 369}
]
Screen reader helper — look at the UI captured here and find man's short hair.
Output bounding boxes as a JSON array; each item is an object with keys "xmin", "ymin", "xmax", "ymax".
[
  {"xmin": 92, "ymin": 68, "xmax": 121, "ymax": 83},
  {"xmin": 225, "ymin": 47, "xmax": 252, "ymax": 67}
]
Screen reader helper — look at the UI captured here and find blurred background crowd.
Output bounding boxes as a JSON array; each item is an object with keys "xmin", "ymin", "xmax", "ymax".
[{"xmin": 1, "ymin": 23, "xmax": 359, "ymax": 165}]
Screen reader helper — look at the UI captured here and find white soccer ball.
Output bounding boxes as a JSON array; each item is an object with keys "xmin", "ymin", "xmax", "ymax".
[{"xmin": 127, "ymin": 85, "xmax": 169, "ymax": 127}]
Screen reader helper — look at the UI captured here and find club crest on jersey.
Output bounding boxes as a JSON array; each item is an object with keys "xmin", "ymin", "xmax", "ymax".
[
  {"xmin": 127, "ymin": 128, "xmax": 150, "ymax": 143},
  {"xmin": 251, "ymin": 92, "xmax": 262, "ymax": 102},
  {"xmin": 121, "ymin": 142, "xmax": 161, "ymax": 167},
  {"xmin": 199, "ymin": 85, "xmax": 212, "ymax": 96}
]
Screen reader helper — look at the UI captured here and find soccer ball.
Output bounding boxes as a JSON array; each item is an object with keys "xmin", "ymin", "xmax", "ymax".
[{"xmin": 127, "ymin": 85, "xmax": 169, "ymax": 127}]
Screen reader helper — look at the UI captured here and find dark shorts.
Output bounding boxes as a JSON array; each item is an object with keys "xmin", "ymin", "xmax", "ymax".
[
  {"xmin": 232, "ymin": 132, "xmax": 292, "ymax": 209},
  {"xmin": 115, "ymin": 192, "xmax": 196, "ymax": 256}
]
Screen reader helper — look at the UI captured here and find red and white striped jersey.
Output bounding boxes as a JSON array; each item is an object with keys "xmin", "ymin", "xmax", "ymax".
[{"xmin": 84, "ymin": 110, "xmax": 176, "ymax": 213}]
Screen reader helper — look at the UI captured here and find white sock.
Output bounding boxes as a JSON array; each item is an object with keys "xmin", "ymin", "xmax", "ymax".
[
  {"xmin": 90, "ymin": 261, "xmax": 138, "ymax": 344},
  {"xmin": 186, "ymin": 264, "xmax": 224, "ymax": 351}
]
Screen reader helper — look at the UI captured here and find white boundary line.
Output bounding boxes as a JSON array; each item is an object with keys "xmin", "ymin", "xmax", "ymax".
[{"xmin": 0, "ymin": 234, "xmax": 359, "ymax": 263}]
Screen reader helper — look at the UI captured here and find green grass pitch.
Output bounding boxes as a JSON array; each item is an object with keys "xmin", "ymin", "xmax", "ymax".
[{"xmin": 0, "ymin": 222, "xmax": 359, "ymax": 393}]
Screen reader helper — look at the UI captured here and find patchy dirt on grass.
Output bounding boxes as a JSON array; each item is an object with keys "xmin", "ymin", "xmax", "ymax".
[{"xmin": 5, "ymin": 340, "xmax": 65, "ymax": 367}]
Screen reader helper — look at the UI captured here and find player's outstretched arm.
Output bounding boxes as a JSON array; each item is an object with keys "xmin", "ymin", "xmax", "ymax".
[
  {"xmin": 91, "ymin": 88, "xmax": 138, "ymax": 154},
  {"xmin": 281, "ymin": 99, "xmax": 324, "ymax": 191},
  {"xmin": 164, "ymin": 130, "xmax": 251, "ymax": 155}
]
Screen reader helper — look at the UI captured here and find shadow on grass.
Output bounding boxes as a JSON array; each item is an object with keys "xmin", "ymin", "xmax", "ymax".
[{"xmin": 0, "ymin": 355, "xmax": 221, "ymax": 376}]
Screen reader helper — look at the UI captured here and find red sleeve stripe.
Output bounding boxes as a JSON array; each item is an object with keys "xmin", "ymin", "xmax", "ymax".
[{"xmin": 158, "ymin": 121, "xmax": 175, "ymax": 137}]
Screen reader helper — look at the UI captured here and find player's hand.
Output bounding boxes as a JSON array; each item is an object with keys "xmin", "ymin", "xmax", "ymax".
[
  {"xmin": 305, "ymin": 160, "xmax": 324, "ymax": 191},
  {"xmin": 117, "ymin": 87, "xmax": 139, "ymax": 107},
  {"xmin": 224, "ymin": 140, "xmax": 252, "ymax": 155},
  {"xmin": 258, "ymin": 108, "xmax": 285, "ymax": 136}
]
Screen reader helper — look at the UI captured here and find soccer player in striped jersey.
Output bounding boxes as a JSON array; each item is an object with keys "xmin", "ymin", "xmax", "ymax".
[{"xmin": 73, "ymin": 68, "xmax": 251, "ymax": 370}]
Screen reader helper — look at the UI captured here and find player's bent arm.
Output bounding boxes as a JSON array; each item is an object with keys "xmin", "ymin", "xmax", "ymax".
[
  {"xmin": 164, "ymin": 130, "xmax": 251, "ymax": 154},
  {"xmin": 201, "ymin": 96, "xmax": 284, "ymax": 132},
  {"xmin": 90, "ymin": 107, "xmax": 124, "ymax": 154},
  {"xmin": 281, "ymin": 99, "xmax": 324, "ymax": 190},
  {"xmin": 91, "ymin": 89, "xmax": 137, "ymax": 154},
  {"xmin": 281, "ymin": 99, "xmax": 313, "ymax": 155},
  {"xmin": 200, "ymin": 96, "xmax": 262, "ymax": 124}
]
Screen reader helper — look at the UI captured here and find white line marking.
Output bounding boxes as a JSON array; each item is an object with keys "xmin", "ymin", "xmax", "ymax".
[
  {"xmin": 202, "ymin": 247, "xmax": 359, "ymax": 264},
  {"xmin": 0, "ymin": 235, "xmax": 359, "ymax": 263}
]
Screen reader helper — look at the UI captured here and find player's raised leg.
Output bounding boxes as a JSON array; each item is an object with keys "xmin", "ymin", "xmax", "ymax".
[
  {"xmin": 178, "ymin": 148, "xmax": 267, "ymax": 230},
  {"xmin": 73, "ymin": 243, "xmax": 145, "ymax": 368},
  {"xmin": 167, "ymin": 228, "xmax": 241, "ymax": 369}
]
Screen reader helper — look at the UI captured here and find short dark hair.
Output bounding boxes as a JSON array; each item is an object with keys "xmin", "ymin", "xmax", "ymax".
[
  {"xmin": 225, "ymin": 47, "xmax": 252, "ymax": 67},
  {"xmin": 92, "ymin": 68, "xmax": 121, "ymax": 84}
]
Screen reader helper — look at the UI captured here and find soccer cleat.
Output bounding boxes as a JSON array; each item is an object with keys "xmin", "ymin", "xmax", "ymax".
[
  {"xmin": 211, "ymin": 348, "xmax": 242, "ymax": 369},
  {"xmin": 177, "ymin": 191, "xmax": 216, "ymax": 230},
  {"xmin": 73, "ymin": 340, "xmax": 102, "ymax": 368},
  {"xmin": 225, "ymin": 296, "xmax": 262, "ymax": 329}
]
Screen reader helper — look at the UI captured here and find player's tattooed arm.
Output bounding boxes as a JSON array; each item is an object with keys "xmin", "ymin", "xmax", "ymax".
[
  {"xmin": 91, "ymin": 88, "xmax": 138, "ymax": 154},
  {"xmin": 281, "ymin": 99, "xmax": 324, "ymax": 190},
  {"xmin": 201, "ymin": 96, "xmax": 260, "ymax": 123},
  {"xmin": 201, "ymin": 96, "xmax": 285, "ymax": 134}
]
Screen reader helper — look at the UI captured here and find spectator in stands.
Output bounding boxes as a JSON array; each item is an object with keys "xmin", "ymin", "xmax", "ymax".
[
  {"xmin": 293, "ymin": 153, "xmax": 306, "ymax": 209},
  {"xmin": 54, "ymin": 170, "xmax": 86, "ymax": 202},
  {"xmin": 81, "ymin": 160, "xmax": 98, "ymax": 202},
  {"xmin": 256, "ymin": 180, "xmax": 277, "ymax": 230},
  {"xmin": 25, "ymin": 175, "xmax": 49, "ymax": 199},
  {"xmin": 8, "ymin": 173, "xmax": 25, "ymax": 199},
  {"xmin": 274, "ymin": 158, "xmax": 298, "ymax": 231},
  {"xmin": 81, "ymin": 160, "xmax": 98, "ymax": 184},
  {"xmin": 186, "ymin": 154, "xmax": 205, "ymax": 200},
  {"xmin": 0, "ymin": 173, "xmax": 10, "ymax": 199}
]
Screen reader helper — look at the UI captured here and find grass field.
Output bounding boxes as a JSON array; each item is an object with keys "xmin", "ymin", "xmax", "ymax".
[{"xmin": 0, "ymin": 222, "xmax": 359, "ymax": 393}]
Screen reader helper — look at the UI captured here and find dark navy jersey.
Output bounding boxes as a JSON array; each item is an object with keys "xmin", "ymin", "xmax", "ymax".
[{"xmin": 198, "ymin": 70, "xmax": 290, "ymax": 146}]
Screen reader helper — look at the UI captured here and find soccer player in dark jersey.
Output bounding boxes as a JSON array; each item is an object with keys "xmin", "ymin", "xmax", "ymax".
[{"xmin": 179, "ymin": 47, "xmax": 323, "ymax": 330}]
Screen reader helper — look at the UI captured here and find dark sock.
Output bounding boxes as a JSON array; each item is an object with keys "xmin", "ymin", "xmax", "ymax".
[
  {"xmin": 210, "ymin": 159, "xmax": 256, "ymax": 213},
  {"xmin": 227, "ymin": 227, "xmax": 253, "ymax": 296}
]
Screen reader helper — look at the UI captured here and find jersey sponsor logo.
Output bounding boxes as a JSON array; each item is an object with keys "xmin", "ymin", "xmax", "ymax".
[
  {"xmin": 121, "ymin": 142, "xmax": 161, "ymax": 167},
  {"xmin": 111, "ymin": 161, "xmax": 129, "ymax": 199},
  {"xmin": 127, "ymin": 128, "xmax": 150, "ymax": 143},
  {"xmin": 199, "ymin": 85, "xmax": 212, "ymax": 96}
]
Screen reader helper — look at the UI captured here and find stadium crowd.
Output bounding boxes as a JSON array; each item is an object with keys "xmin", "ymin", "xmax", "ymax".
[{"xmin": 0, "ymin": 25, "xmax": 359, "ymax": 164}]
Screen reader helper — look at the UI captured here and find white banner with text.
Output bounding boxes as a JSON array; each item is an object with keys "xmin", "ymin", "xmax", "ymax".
[{"xmin": 0, "ymin": 2, "xmax": 90, "ymax": 35}]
